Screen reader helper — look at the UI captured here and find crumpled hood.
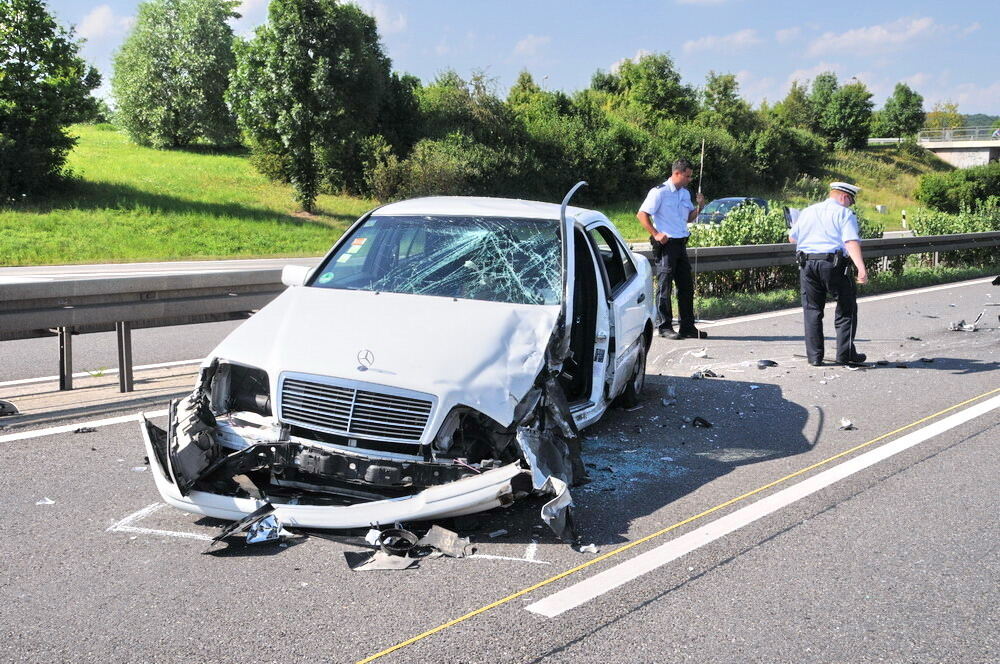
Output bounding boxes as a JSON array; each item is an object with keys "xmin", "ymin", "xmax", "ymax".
[{"xmin": 210, "ymin": 286, "xmax": 560, "ymax": 426}]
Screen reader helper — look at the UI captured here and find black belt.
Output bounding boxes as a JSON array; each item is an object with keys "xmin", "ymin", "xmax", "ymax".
[
  {"xmin": 804, "ymin": 252, "xmax": 839, "ymax": 261},
  {"xmin": 666, "ymin": 236, "xmax": 689, "ymax": 245}
]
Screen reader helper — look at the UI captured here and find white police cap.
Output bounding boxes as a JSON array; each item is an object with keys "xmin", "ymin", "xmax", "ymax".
[{"xmin": 830, "ymin": 181, "xmax": 860, "ymax": 197}]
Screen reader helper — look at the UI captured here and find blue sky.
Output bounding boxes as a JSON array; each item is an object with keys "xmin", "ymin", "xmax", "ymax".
[{"xmin": 50, "ymin": 0, "xmax": 999, "ymax": 114}]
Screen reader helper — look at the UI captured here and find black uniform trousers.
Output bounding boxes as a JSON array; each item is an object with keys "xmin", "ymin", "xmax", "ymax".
[
  {"xmin": 654, "ymin": 237, "xmax": 695, "ymax": 332},
  {"xmin": 800, "ymin": 256, "xmax": 859, "ymax": 364}
]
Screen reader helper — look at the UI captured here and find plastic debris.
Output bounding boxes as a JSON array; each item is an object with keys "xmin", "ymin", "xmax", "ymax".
[
  {"xmin": 749, "ymin": 385, "xmax": 761, "ymax": 390},
  {"xmin": 906, "ymin": 336, "xmax": 922, "ymax": 341},
  {"xmin": 488, "ymin": 529, "xmax": 509, "ymax": 538},
  {"xmin": 948, "ymin": 320, "xmax": 977, "ymax": 332},
  {"xmin": 376, "ymin": 527, "xmax": 419, "ymax": 556},
  {"xmin": 838, "ymin": 418, "xmax": 856, "ymax": 431},
  {"xmin": 756, "ymin": 359, "xmax": 778, "ymax": 369},
  {"xmin": 692, "ymin": 348, "xmax": 708, "ymax": 359},
  {"xmin": 345, "ymin": 550, "xmax": 419, "ymax": 571},
  {"xmin": 574, "ymin": 543, "xmax": 600, "ymax": 554},
  {"xmin": 74, "ymin": 427, "xmax": 97, "ymax": 434},
  {"xmin": 205, "ymin": 503, "xmax": 286, "ymax": 552},
  {"xmin": 246, "ymin": 514, "xmax": 290, "ymax": 544},
  {"xmin": 691, "ymin": 369, "xmax": 719, "ymax": 379},
  {"xmin": 131, "ymin": 466, "xmax": 148, "ymax": 473},
  {"xmin": 692, "ymin": 417, "xmax": 713, "ymax": 428},
  {"xmin": 36, "ymin": 497, "xmax": 55, "ymax": 505},
  {"xmin": 661, "ymin": 398, "xmax": 676, "ymax": 407},
  {"xmin": 416, "ymin": 525, "xmax": 475, "ymax": 558},
  {"xmin": 0, "ymin": 400, "xmax": 18, "ymax": 416}
]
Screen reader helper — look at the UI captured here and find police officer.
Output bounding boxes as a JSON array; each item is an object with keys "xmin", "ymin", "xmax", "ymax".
[
  {"xmin": 636, "ymin": 159, "xmax": 707, "ymax": 339},
  {"xmin": 789, "ymin": 182, "xmax": 869, "ymax": 366}
]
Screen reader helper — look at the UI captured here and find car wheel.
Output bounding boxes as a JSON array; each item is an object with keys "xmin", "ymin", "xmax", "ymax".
[{"xmin": 616, "ymin": 340, "xmax": 647, "ymax": 408}]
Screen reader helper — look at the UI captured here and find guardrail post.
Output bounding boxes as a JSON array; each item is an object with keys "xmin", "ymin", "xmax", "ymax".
[
  {"xmin": 58, "ymin": 326, "xmax": 73, "ymax": 391},
  {"xmin": 116, "ymin": 321, "xmax": 134, "ymax": 393}
]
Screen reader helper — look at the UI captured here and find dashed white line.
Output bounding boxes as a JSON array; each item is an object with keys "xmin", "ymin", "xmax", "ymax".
[
  {"xmin": 526, "ymin": 394, "xmax": 1000, "ymax": 617},
  {"xmin": 0, "ymin": 409, "xmax": 168, "ymax": 444}
]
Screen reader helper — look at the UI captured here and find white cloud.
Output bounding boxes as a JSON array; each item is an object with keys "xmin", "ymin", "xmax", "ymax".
[
  {"xmin": 683, "ymin": 29, "xmax": 761, "ymax": 54},
  {"xmin": 775, "ymin": 27, "xmax": 801, "ymax": 43},
  {"xmin": 353, "ymin": 0, "xmax": 407, "ymax": 34},
  {"xmin": 77, "ymin": 4, "xmax": 134, "ymax": 42},
  {"xmin": 735, "ymin": 70, "xmax": 777, "ymax": 105},
  {"xmin": 962, "ymin": 22, "xmax": 981, "ymax": 36},
  {"xmin": 513, "ymin": 34, "xmax": 551, "ymax": 57},
  {"xmin": 785, "ymin": 62, "xmax": 842, "ymax": 88},
  {"xmin": 609, "ymin": 49, "xmax": 651, "ymax": 73},
  {"xmin": 806, "ymin": 17, "xmax": 936, "ymax": 57}
]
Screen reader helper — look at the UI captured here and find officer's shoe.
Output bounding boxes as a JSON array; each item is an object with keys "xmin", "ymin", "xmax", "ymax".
[
  {"xmin": 836, "ymin": 352, "xmax": 867, "ymax": 366},
  {"xmin": 808, "ymin": 358, "xmax": 824, "ymax": 367},
  {"xmin": 672, "ymin": 327, "xmax": 708, "ymax": 340},
  {"xmin": 658, "ymin": 326, "xmax": 676, "ymax": 338}
]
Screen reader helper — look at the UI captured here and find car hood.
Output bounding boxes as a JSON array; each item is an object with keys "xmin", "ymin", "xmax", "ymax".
[{"xmin": 210, "ymin": 286, "xmax": 560, "ymax": 427}]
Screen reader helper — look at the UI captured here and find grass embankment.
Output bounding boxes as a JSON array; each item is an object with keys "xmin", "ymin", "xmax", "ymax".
[
  {"xmin": 0, "ymin": 124, "xmax": 373, "ymax": 266},
  {"xmin": 0, "ymin": 127, "xmax": 953, "ymax": 266}
]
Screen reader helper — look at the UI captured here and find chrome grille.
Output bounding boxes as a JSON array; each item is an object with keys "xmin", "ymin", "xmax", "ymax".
[{"xmin": 279, "ymin": 377, "xmax": 433, "ymax": 443}]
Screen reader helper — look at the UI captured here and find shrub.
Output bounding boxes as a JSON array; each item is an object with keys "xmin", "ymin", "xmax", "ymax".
[{"xmin": 915, "ymin": 162, "xmax": 1000, "ymax": 213}]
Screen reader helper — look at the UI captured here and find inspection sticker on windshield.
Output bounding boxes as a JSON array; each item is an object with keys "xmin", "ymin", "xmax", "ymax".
[
  {"xmin": 347, "ymin": 237, "xmax": 367, "ymax": 254},
  {"xmin": 318, "ymin": 271, "xmax": 335, "ymax": 282}
]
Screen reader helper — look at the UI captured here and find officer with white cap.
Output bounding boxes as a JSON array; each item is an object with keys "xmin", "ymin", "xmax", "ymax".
[{"xmin": 789, "ymin": 181, "xmax": 869, "ymax": 366}]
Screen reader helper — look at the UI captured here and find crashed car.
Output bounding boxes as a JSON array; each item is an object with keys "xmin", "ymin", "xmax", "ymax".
[{"xmin": 140, "ymin": 191, "xmax": 655, "ymax": 539}]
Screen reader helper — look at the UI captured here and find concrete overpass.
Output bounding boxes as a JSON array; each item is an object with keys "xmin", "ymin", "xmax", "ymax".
[{"xmin": 916, "ymin": 126, "xmax": 1000, "ymax": 168}]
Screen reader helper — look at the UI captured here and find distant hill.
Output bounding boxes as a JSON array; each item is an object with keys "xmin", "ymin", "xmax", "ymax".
[{"xmin": 962, "ymin": 113, "xmax": 999, "ymax": 127}]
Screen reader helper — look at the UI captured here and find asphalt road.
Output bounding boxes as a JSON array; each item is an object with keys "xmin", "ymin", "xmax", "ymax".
[{"xmin": 1, "ymin": 278, "xmax": 997, "ymax": 663}]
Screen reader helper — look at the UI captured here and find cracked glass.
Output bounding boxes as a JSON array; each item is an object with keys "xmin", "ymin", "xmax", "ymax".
[{"xmin": 311, "ymin": 215, "xmax": 562, "ymax": 305}]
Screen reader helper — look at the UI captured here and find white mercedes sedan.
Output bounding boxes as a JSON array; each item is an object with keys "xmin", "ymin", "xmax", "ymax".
[{"xmin": 140, "ymin": 192, "xmax": 655, "ymax": 538}]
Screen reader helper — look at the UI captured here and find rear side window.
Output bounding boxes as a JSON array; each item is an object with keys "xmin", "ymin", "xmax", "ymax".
[{"xmin": 588, "ymin": 225, "xmax": 636, "ymax": 293}]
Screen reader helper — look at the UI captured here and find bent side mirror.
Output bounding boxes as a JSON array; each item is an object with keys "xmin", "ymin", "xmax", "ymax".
[{"xmin": 281, "ymin": 265, "xmax": 312, "ymax": 287}]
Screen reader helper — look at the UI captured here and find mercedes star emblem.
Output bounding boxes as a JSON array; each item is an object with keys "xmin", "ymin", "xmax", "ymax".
[{"xmin": 357, "ymin": 348, "xmax": 375, "ymax": 370}]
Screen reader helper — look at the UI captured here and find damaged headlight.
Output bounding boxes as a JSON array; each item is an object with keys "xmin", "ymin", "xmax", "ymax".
[
  {"xmin": 211, "ymin": 362, "xmax": 272, "ymax": 417},
  {"xmin": 432, "ymin": 407, "xmax": 518, "ymax": 464}
]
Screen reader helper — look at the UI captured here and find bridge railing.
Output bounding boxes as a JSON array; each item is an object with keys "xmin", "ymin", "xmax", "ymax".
[
  {"xmin": 917, "ymin": 126, "xmax": 1000, "ymax": 142},
  {"xmin": 2, "ymin": 231, "xmax": 999, "ymax": 393}
]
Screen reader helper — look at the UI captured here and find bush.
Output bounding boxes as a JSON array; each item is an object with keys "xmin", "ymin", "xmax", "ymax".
[
  {"xmin": 908, "ymin": 201, "xmax": 1000, "ymax": 267},
  {"xmin": 915, "ymin": 162, "xmax": 1000, "ymax": 213}
]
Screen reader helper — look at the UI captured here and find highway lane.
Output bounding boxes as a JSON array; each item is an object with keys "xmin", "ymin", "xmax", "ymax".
[
  {"xmin": 1, "ymin": 278, "xmax": 996, "ymax": 662},
  {"xmin": 0, "ymin": 256, "xmax": 320, "ymax": 283}
]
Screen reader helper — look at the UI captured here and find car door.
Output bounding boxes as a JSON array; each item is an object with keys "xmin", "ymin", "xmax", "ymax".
[{"xmin": 585, "ymin": 222, "xmax": 646, "ymax": 399}]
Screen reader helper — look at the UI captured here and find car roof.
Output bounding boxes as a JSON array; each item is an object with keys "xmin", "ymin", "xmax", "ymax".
[{"xmin": 375, "ymin": 196, "xmax": 594, "ymax": 222}]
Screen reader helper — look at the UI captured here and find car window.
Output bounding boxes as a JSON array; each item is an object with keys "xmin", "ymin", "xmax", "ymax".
[
  {"xmin": 310, "ymin": 215, "xmax": 562, "ymax": 305},
  {"xmin": 588, "ymin": 226, "xmax": 634, "ymax": 293}
]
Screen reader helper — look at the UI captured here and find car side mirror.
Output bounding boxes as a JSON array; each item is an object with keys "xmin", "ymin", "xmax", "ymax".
[{"xmin": 281, "ymin": 265, "xmax": 312, "ymax": 287}]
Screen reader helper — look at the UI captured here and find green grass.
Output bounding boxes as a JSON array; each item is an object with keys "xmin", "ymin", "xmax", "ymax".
[
  {"xmin": 693, "ymin": 265, "xmax": 997, "ymax": 320},
  {"xmin": 0, "ymin": 127, "xmax": 956, "ymax": 264},
  {"xmin": 0, "ymin": 124, "xmax": 374, "ymax": 266}
]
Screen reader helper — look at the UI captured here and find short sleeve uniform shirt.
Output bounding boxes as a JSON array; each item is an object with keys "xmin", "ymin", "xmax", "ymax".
[
  {"xmin": 639, "ymin": 180, "xmax": 695, "ymax": 239},
  {"xmin": 789, "ymin": 198, "xmax": 861, "ymax": 254}
]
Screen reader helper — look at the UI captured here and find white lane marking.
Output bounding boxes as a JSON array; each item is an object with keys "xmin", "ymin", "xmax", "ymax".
[
  {"xmin": 0, "ymin": 359, "xmax": 201, "ymax": 388},
  {"xmin": 701, "ymin": 277, "xmax": 993, "ymax": 329},
  {"xmin": 106, "ymin": 502, "xmax": 213, "ymax": 541},
  {"xmin": 526, "ymin": 394, "xmax": 1000, "ymax": 617},
  {"xmin": 469, "ymin": 539, "xmax": 550, "ymax": 565},
  {"xmin": 0, "ymin": 409, "xmax": 168, "ymax": 443}
]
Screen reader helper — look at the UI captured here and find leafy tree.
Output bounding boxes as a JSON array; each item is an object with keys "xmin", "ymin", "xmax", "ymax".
[
  {"xmin": 821, "ymin": 81, "xmax": 873, "ymax": 149},
  {"xmin": 697, "ymin": 71, "xmax": 756, "ymax": 136},
  {"xmin": 879, "ymin": 83, "xmax": 925, "ymax": 137},
  {"xmin": 112, "ymin": 0, "xmax": 239, "ymax": 148},
  {"xmin": 774, "ymin": 80, "xmax": 814, "ymax": 129},
  {"xmin": 592, "ymin": 52, "xmax": 697, "ymax": 127},
  {"xmin": 0, "ymin": 0, "xmax": 100, "ymax": 202},
  {"xmin": 925, "ymin": 100, "xmax": 962, "ymax": 130},
  {"xmin": 229, "ymin": 0, "xmax": 402, "ymax": 211},
  {"xmin": 808, "ymin": 72, "xmax": 838, "ymax": 134}
]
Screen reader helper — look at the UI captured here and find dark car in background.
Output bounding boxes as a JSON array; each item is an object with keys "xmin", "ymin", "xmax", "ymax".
[{"xmin": 696, "ymin": 197, "xmax": 769, "ymax": 225}]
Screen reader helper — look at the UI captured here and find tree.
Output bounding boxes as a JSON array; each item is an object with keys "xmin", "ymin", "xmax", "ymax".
[
  {"xmin": 821, "ymin": 80, "xmax": 874, "ymax": 149},
  {"xmin": 592, "ymin": 52, "xmax": 698, "ymax": 126},
  {"xmin": 925, "ymin": 100, "xmax": 962, "ymax": 130},
  {"xmin": 697, "ymin": 71, "xmax": 756, "ymax": 136},
  {"xmin": 112, "ymin": 0, "xmax": 239, "ymax": 148},
  {"xmin": 808, "ymin": 72, "xmax": 839, "ymax": 134},
  {"xmin": 879, "ymin": 83, "xmax": 925, "ymax": 137},
  {"xmin": 0, "ymin": 0, "xmax": 100, "ymax": 202},
  {"xmin": 774, "ymin": 80, "xmax": 813, "ymax": 129},
  {"xmin": 228, "ymin": 0, "xmax": 400, "ymax": 211}
]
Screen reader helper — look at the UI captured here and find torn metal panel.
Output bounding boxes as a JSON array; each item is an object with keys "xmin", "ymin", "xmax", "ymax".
[
  {"xmin": 345, "ymin": 550, "xmax": 419, "ymax": 571},
  {"xmin": 416, "ymin": 525, "xmax": 475, "ymax": 558}
]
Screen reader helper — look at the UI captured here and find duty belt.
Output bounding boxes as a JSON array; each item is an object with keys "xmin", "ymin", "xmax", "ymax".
[{"xmin": 804, "ymin": 252, "xmax": 840, "ymax": 261}]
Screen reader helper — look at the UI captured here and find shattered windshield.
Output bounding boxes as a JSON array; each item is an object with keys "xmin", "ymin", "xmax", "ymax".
[{"xmin": 310, "ymin": 215, "xmax": 562, "ymax": 305}]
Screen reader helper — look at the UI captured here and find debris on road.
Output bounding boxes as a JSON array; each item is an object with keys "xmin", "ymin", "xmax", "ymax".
[
  {"xmin": 624, "ymin": 404, "xmax": 644, "ymax": 412},
  {"xmin": 74, "ymin": 427, "xmax": 97, "ymax": 434},
  {"xmin": 0, "ymin": 400, "xmax": 18, "ymax": 416},
  {"xmin": 919, "ymin": 357, "xmax": 934, "ymax": 363},
  {"xmin": 204, "ymin": 503, "xmax": 290, "ymax": 552},
  {"xmin": 345, "ymin": 550, "xmax": 419, "ymax": 571},
  {"xmin": 691, "ymin": 369, "xmax": 719, "ymax": 379},
  {"xmin": 948, "ymin": 320, "xmax": 978, "ymax": 332},
  {"xmin": 838, "ymin": 418, "xmax": 856, "ymax": 431},
  {"xmin": 906, "ymin": 336, "xmax": 922, "ymax": 341},
  {"xmin": 35, "ymin": 497, "xmax": 55, "ymax": 505},
  {"xmin": 416, "ymin": 525, "xmax": 475, "ymax": 558},
  {"xmin": 692, "ymin": 417, "xmax": 713, "ymax": 428},
  {"xmin": 692, "ymin": 348, "xmax": 709, "ymax": 359},
  {"xmin": 756, "ymin": 359, "xmax": 778, "ymax": 369},
  {"xmin": 574, "ymin": 543, "xmax": 600, "ymax": 554},
  {"xmin": 661, "ymin": 398, "xmax": 676, "ymax": 407},
  {"xmin": 488, "ymin": 529, "xmax": 509, "ymax": 539}
]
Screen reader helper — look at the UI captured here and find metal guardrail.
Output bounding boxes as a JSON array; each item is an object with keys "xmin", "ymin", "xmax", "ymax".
[
  {"xmin": 2, "ymin": 231, "xmax": 998, "ymax": 393},
  {"xmin": 917, "ymin": 126, "xmax": 1000, "ymax": 142}
]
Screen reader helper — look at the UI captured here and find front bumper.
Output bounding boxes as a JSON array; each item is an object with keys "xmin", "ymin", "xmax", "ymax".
[{"xmin": 139, "ymin": 415, "xmax": 520, "ymax": 529}]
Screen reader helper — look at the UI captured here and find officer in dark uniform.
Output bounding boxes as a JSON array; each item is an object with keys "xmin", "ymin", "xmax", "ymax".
[
  {"xmin": 636, "ymin": 159, "xmax": 707, "ymax": 339},
  {"xmin": 789, "ymin": 182, "xmax": 869, "ymax": 366}
]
